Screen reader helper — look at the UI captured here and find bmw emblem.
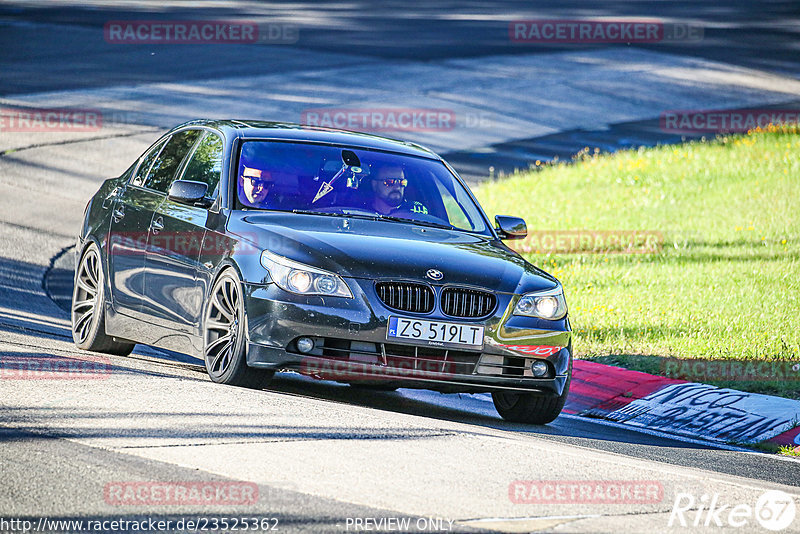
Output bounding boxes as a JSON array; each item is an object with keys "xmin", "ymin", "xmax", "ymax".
[{"xmin": 426, "ymin": 269, "xmax": 443, "ymax": 281}]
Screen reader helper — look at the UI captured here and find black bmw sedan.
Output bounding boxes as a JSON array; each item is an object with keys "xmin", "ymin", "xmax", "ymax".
[{"xmin": 72, "ymin": 120, "xmax": 572, "ymax": 424}]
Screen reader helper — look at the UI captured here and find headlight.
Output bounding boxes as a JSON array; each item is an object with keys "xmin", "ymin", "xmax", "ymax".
[
  {"xmin": 514, "ymin": 286, "xmax": 567, "ymax": 320},
  {"xmin": 260, "ymin": 251, "xmax": 353, "ymax": 298}
]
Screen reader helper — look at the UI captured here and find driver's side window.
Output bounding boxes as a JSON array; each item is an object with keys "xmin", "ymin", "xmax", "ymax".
[
  {"xmin": 130, "ymin": 137, "xmax": 168, "ymax": 187},
  {"xmin": 179, "ymin": 131, "xmax": 224, "ymax": 199}
]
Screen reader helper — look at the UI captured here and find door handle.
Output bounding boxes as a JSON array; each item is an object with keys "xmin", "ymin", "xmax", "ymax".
[
  {"xmin": 151, "ymin": 217, "xmax": 164, "ymax": 234},
  {"xmin": 112, "ymin": 205, "xmax": 125, "ymax": 222}
]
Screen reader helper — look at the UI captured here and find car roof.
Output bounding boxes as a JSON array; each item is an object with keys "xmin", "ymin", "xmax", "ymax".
[{"xmin": 175, "ymin": 119, "xmax": 442, "ymax": 160}]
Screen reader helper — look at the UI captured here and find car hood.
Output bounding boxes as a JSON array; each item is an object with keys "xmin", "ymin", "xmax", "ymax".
[{"xmin": 228, "ymin": 212, "xmax": 557, "ymax": 294}]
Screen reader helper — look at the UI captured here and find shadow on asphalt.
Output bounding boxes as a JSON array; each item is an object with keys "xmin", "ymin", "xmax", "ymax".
[
  {"xmin": 34, "ymin": 248, "xmax": 718, "ymax": 450},
  {"xmin": 22, "ymin": 244, "xmax": 800, "ymax": 490}
]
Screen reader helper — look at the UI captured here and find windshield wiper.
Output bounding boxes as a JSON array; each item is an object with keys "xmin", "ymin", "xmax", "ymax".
[
  {"xmin": 291, "ymin": 210, "xmax": 459, "ymax": 231},
  {"xmin": 376, "ymin": 215, "xmax": 459, "ymax": 231},
  {"xmin": 291, "ymin": 209, "xmax": 380, "ymax": 221},
  {"xmin": 292, "ymin": 209, "xmax": 341, "ymax": 217}
]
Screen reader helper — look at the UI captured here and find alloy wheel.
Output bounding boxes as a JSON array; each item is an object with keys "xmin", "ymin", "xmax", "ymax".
[
  {"xmin": 204, "ymin": 274, "xmax": 242, "ymax": 378},
  {"xmin": 72, "ymin": 247, "xmax": 100, "ymax": 344}
]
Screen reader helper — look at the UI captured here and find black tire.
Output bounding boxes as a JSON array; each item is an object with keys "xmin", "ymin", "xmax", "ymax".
[
  {"xmin": 491, "ymin": 361, "xmax": 572, "ymax": 425},
  {"xmin": 203, "ymin": 269, "xmax": 273, "ymax": 389},
  {"xmin": 71, "ymin": 243, "xmax": 135, "ymax": 356}
]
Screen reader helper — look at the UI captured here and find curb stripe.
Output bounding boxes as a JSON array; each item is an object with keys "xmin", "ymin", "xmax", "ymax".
[
  {"xmin": 565, "ymin": 360, "xmax": 684, "ymax": 415},
  {"xmin": 566, "ymin": 359, "xmax": 800, "ymax": 446}
]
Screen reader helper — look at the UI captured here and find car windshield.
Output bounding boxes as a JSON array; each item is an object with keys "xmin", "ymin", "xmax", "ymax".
[{"xmin": 236, "ymin": 140, "xmax": 490, "ymax": 234}]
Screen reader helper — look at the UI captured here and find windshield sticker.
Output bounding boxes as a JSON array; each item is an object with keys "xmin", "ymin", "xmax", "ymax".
[{"xmin": 312, "ymin": 181, "xmax": 334, "ymax": 203}]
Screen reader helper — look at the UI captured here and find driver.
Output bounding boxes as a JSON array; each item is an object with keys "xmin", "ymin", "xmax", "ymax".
[
  {"xmin": 241, "ymin": 166, "xmax": 276, "ymax": 206},
  {"xmin": 368, "ymin": 165, "xmax": 428, "ymax": 216}
]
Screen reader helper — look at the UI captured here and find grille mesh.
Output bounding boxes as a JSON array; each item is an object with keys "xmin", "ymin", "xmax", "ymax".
[
  {"xmin": 441, "ymin": 287, "xmax": 496, "ymax": 318},
  {"xmin": 376, "ymin": 282, "xmax": 434, "ymax": 313}
]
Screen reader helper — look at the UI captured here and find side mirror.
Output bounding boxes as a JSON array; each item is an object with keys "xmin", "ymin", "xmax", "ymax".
[
  {"xmin": 168, "ymin": 180, "xmax": 211, "ymax": 207},
  {"xmin": 495, "ymin": 215, "xmax": 527, "ymax": 240}
]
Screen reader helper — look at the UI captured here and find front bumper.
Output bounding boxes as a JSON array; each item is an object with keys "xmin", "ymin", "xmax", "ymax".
[{"xmin": 242, "ymin": 280, "xmax": 572, "ymax": 395}]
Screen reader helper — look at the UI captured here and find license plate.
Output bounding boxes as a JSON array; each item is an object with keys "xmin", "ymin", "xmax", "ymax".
[{"xmin": 387, "ymin": 317, "xmax": 484, "ymax": 348}]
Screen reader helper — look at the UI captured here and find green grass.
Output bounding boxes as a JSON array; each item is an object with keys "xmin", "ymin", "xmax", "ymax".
[
  {"xmin": 473, "ymin": 125, "xmax": 800, "ymax": 399},
  {"xmin": 779, "ymin": 445, "xmax": 800, "ymax": 457},
  {"xmin": 726, "ymin": 442, "xmax": 799, "ymax": 456}
]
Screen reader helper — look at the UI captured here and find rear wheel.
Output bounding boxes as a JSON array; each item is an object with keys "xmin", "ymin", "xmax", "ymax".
[
  {"xmin": 203, "ymin": 269, "xmax": 273, "ymax": 389},
  {"xmin": 492, "ymin": 362, "xmax": 572, "ymax": 425},
  {"xmin": 71, "ymin": 244, "xmax": 135, "ymax": 355}
]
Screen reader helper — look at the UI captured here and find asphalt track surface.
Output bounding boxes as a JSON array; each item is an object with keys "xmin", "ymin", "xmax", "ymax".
[{"xmin": 2, "ymin": 2, "xmax": 800, "ymax": 533}]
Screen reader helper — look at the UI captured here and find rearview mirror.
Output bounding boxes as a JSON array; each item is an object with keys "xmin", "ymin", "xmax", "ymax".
[
  {"xmin": 168, "ymin": 180, "xmax": 211, "ymax": 207},
  {"xmin": 495, "ymin": 215, "xmax": 527, "ymax": 239}
]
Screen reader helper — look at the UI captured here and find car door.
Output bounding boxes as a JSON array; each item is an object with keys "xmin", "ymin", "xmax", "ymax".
[
  {"xmin": 108, "ymin": 136, "xmax": 169, "ymax": 318},
  {"xmin": 142, "ymin": 130, "xmax": 223, "ymax": 332}
]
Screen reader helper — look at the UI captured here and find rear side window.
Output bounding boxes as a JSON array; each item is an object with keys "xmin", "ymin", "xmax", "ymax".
[
  {"xmin": 130, "ymin": 138, "xmax": 167, "ymax": 187},
  {"xmin": 144, "ymin": 129, "xmax": 202, "ymax": 193},
  {"xmin": 180, "ymin": 132, "xmax": 224, "ymax": 198}
]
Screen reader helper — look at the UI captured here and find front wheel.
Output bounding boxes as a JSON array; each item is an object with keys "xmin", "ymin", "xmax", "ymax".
[
  {"xmin": 492, "ymin": 365, "xmax": 571, "ymax": 425},
  {"xmin": 203, "ymin": 269, "xmax": 273, "ymax": 389},
  {"xmin": 71, "ymin": 243, "xmax": 135, "ymax": 355}
]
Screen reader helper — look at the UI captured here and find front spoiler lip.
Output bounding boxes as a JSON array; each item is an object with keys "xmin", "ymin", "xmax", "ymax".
[{"xmin": 249, "ymin": 349, "xmax": 567, "ymax": 395}]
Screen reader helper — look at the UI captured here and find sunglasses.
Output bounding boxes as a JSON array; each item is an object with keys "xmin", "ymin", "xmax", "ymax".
[
  {"xmin": 244, "ymin": 176, "xmax": 275, "ymax": 189},
  {"xmin": 381, "ymin": 178, "xmax": 407, "ymax": 187}
]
